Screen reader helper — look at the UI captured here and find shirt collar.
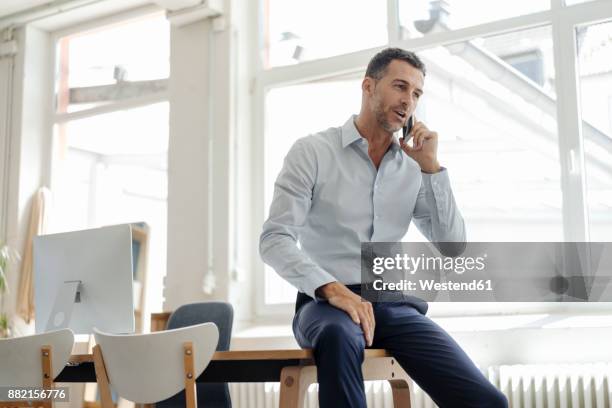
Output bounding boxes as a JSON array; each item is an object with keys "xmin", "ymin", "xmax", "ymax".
[
  {"xmin": 341, "ymin": 115, "xmax": 402, "ymax": 153},
  {"xmin": 341, "ymin": 115, "xmax": 363, "ymax": 148}
]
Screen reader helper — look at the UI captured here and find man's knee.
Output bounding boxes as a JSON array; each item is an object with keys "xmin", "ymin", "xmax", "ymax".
[{"xmin": 316, "ymin": 322, "xmax": 365, "ymax": 352}]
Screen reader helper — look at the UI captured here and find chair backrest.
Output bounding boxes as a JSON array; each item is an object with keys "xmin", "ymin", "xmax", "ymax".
[
  {"xmin": 167, "ymin": 302, "xmax": 233, "ymax": 350},
  {"xmin": 93, "ymin": 322, "xmax": 219, "ymax": 404},
  {"xmin": 158, "ymin": 302, "xmax": 233, "ymax": 408},
  {"xmin": 0, "ymin": 329, "xmax": 74, "ymax": 387}
]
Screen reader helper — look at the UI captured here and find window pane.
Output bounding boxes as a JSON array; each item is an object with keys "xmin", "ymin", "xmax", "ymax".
[
  {"xmin": 51, "ymin": 102, "xmax": 169, "ymax": 313},
  {"xmin": 265, "ymin": 0, "xmax": 387, "ymax": 68},
  {"xmin": 263, "ymin": 27, "xmax": 563, "ymax": 305},
  {"xmin": 406, "ymin": 26, "xmax": 561, "ymax": 243},
  {"xmin": 576, "ymin": 20, "xmax": 612, "ymax": 241},
  {"xmin": 56, "ymin": 13, "xmax": 169, "ymax": 113},
  {"xmin": 399, "ymin": 0, "xmax": 550, "ymax": 38}
]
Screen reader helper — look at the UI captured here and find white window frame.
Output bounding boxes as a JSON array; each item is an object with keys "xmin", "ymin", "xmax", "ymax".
[
  {"xmin": 46, "ymin": 6, "xmax": 169, "ymax": 205},
  {"xmin": 250, "ymin": 0, "xmax": 612, "ymax": 320}
]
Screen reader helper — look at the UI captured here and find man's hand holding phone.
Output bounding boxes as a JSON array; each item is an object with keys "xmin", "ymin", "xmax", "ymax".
[{"xmin": 400, "ymin": 115, "xmax": 441, "ymax": 174}]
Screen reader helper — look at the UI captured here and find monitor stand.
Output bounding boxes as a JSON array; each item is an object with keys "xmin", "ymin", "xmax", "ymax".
[{"xmin": 45, "ymin": 280, "xmax": 81, "ymax": 332}]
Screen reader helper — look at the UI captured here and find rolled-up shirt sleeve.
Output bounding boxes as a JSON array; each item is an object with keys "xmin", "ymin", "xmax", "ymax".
[
  {"xmin": 259, "ymin": 138, "xmax": 337, "ymax": 299},
  {"xmin": 412, "ymin": 167, "xmax": 467, "ymax": 256}
]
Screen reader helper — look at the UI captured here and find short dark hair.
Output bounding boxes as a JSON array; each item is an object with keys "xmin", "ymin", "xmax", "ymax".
[{"xmin": 365, "ymin": 48, "xmax": 426, "ymax": 80}]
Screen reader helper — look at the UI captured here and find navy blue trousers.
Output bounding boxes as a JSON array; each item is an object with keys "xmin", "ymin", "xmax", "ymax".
[{"xmin": 292, "ymin": 287, "xmax": 508, "ymax": 408}]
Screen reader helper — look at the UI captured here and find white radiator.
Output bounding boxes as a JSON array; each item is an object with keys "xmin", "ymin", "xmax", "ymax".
[{"xmin": 229, "ymin": 363, "xmax": 612, "ymax": 408}]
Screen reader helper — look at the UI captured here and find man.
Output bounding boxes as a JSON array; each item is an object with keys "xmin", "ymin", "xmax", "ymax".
[{"xmin": 259, "ymin": 48, "xmax": 508, "ymax": 407}]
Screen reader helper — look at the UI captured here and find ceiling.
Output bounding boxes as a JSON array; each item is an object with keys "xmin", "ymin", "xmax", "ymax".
[
  {"xmin": 0, "ymin": 0, "xmax": 155, "ymax": 31},
  {"xmin": 0, "ymin": 0, "xmax": 52, "ymax": 19}
]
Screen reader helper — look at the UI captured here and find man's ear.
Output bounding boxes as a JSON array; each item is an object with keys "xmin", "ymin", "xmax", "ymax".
[{"xmin": 362, "ymin": 77, "xmax": 374, "ymax": 96}]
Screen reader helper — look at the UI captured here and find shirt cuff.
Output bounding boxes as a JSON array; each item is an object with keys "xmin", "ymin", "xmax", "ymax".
[
  {"xmin": 301, "ymin": 267, "xmax": 337, "ymax": 301},
  {"xmin": 421, "ymin": 165, "xmax": 451, "ymax": 189}
]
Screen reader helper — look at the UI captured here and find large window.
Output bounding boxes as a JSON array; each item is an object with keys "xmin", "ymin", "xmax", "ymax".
[
  {"xmin": 255, "ymin": 0, "xmax": 612, "ymax": 315},
  {"xmin": 404, "ymin": 26, "xmax": 563, "ymax": 244},
  {"xmin": 576, "ymin": 20, "xmax": 612, "ymax": 241},
  {"xmin": 50, "ymin": 13, "xmax": 170, "ymax": 321}
]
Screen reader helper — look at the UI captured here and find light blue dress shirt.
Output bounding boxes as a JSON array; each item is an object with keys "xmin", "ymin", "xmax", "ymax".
[{"xmin": 259, "ymin": 115, "xmax": 466, "ymax": 300}]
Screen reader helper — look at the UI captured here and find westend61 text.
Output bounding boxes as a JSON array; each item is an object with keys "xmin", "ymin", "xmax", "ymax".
[{"xmin": 373, "ymin": 279, "xmax": 493, "ymax": 292}]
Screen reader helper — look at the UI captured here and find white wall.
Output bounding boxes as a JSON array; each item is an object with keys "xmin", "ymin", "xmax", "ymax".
[
  {"xmin": 164, "ymin": 0, "xmax": 256, "ymax": 329},
  {"xmin": 227, "ymin": 0, "xmax": 257, "ymax": 330},
  {"xmin": 1, "ymin": 25, "xmax": 53, "ymax": 325},
  {"xmin": 164, "ymin": 18, "xmax": 215, "ymax": 310},
  {"xmin": 164, "ymin": 6, "xmax": 238, "ymax": 315},
  {"xmin": 0, "ymin": 53, "xmax": 14, "ymax": 242}
]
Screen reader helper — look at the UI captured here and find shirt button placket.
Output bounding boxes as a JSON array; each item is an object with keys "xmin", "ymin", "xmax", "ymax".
[{"xmin": 373, "ymin": 176, "xmax": 380, "ymax": 222}]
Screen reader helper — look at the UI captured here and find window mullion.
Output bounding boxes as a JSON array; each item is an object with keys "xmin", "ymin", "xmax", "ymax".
[
  {"xmin": 53, "ymin": 90, "xmax": 168, "ymax": 124},
  {"xmin": 551, "ymin": 0, "xmax": 564, "ymax": 11},
  {"xmin": 552, "ymin": 11, "xmax": 589, "ymax": 242},
  {"xmin": 387, "ymin": 0, "xmax": 401, "ymax": 43},
  {"xmin": 253, "ymin": 79, "xmax": 269, "ymax": 316}
]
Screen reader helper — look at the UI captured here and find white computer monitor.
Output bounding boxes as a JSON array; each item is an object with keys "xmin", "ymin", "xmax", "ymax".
[{"xmin": 34, "ymin": 224, "xmax": 135, "ymax": 334}]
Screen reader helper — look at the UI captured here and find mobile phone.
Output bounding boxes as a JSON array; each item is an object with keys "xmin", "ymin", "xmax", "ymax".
[{"xmin": 402, "ymin": 115, "xmax": 414, "ymax": 141}]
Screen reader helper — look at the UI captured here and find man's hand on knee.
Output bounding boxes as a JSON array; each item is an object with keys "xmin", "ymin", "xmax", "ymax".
[{"xmin": 316, "ymin": 282, "xmax": 375, "ymax": 346}]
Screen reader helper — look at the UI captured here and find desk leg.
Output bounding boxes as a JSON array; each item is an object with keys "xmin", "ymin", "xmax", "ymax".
[
  {"xmin": 279, "ymin": 366, "xmax": 316, "ymax": 408},
  {"xmin": 389, "ymin": 379, "xmax": 411, "ymax": 408}
]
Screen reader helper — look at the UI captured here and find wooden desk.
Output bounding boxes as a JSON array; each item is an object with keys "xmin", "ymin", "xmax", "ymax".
[
  {"xmin": 57, "ymin": 349, "xmax": 410, "ymax": 408},
  {"xmin": 57, "ymin": 349, "xmax": 390, "ymax": 382}
]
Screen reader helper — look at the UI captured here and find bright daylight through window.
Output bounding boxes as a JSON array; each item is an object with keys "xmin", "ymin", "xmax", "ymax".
[{"xmin": 259, "ymin": 0, "xmax": 612, "ymax": 309}]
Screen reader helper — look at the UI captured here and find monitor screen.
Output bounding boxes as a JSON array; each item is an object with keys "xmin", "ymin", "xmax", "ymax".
[{"xmin": 34, "ymin": 224, "xmax": 135, "ymax": 334}]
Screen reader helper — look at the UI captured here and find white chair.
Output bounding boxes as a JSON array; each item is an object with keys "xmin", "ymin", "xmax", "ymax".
[
  {"xmin": 92, "ymin": 322, "xmax": 219, "ymax": 408},
  {"xmin": 0, "ymin": 329, "xmax": 75, "ymax": 408}
]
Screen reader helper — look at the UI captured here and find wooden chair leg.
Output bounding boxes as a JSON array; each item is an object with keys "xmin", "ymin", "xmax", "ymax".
[
  {"xmin": 40, "ymin": 345, "xmax": 53, "ymax": 408},
  {"xmin": 182, "ymin": 342, "xmax": 197, "ymax": 408},
  {"xmin": 92, "ymin": 345, "xmax": 114, "ymax": 408}
]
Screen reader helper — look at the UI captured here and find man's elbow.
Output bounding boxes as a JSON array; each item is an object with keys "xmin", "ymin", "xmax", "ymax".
[
  {"xmin": 259, "ymin": 230, "xmax": 287, "ymax": 263},
  {"xmin": 259, "ymin": 232, "xmax": 272, "ymax": 262},
  {"xmin": 438, "ymin": 220, "xmax": 467, "ymax": 257},
  {"xmin": 437, "ymin": 241, "xmax": 467, "ymax": 257}
]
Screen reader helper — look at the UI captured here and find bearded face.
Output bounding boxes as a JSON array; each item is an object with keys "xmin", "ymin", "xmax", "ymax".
[{"xmin": 365, "ymin": 60, "xmax": 424, "ymax": 134}]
